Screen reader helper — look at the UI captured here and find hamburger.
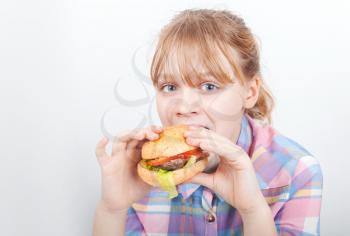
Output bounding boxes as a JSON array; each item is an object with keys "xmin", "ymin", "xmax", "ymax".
[{"xmin": 137, "ymin": 124, "xmax": 209, "ymax": 199}]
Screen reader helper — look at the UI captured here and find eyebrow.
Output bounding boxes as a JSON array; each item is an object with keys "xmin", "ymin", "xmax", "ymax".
[{"xmin": 157, "ymin": 72, "xmax": 217, "ymax": 84}]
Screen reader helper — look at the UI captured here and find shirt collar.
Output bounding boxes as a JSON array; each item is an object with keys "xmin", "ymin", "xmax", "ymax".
[
  {"xmin": 177, "ymin": 113, "xmax": 252, "ymax": 202},
  {"xmin": 236, "ymin": 112, "xmax": 253, "ymax": 155}
]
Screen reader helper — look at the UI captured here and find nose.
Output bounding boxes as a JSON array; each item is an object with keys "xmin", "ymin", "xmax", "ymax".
[{"xmin": 175, "ymin": 87, "xmax": 201, "ymax": 117}]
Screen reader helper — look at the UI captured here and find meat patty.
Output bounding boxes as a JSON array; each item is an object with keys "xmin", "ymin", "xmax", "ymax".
[{"xmin": 157, "ymin": 158, "xmax": 188, "ymax": 171}]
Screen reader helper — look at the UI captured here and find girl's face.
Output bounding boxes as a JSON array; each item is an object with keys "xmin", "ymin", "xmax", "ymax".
[{"xmin": 155, "ymin": 51, "xmax": 259, "ymax": 143}]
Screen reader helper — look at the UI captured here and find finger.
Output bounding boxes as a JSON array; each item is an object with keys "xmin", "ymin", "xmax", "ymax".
[
  {"xmin": 184, "ymin": 128, "xmax": 217, "ymax": 141},
  {"xmin": 150, "ymin": 125, "xmax": 163, "ymax": 133},
  {"xmin": 184, "ymin": 172, "xmax": 214, "ymax": 190},
  {"xmin": 135, "ymin": 128, "xmax": 160, "ymax": 141},
  {"xmin": 125, "ymin": 129, "xmax": 158, "ymax": 148},
  {"xmin": 126, "ymin": 127, "xmax": 161, "ymax": 151},
  {"xmin": 95, "ymin": 137, "xmax": 113, "ymax": 167},
  {"xmin": 127, "ymin": 138, "xmax": 145, "ymax": 151},
  {"xmin": 95, "ymin": 137, "xmax": 109, "ymax": 159},
  {"xmin": 112, "ymin": 127, "xmax": 160, "ymax": 155},
  {"xmin": 125, "ymin": 127, "xmax": 163, "ymax": 161},
  {"xmin": 111, "ymin": 137, "xmax": 127, "ymax": 156},
  {"xmin": 116, "ymin": 126, "xmax": 161, "ymax": 143},
  {"xmin": 114, "ymin": 128, "xmax": 140, "ymax": 143},
  {"xmin": 186, "ymin": 137, "xmax": 216, "ymax": 151},
  {"xmin": 186, "ymin": 137, "xmax": 244, "ymax": 161},
  {"xmin": 125, "ymin": 139, "xmax": 144, "ymax": 162}
]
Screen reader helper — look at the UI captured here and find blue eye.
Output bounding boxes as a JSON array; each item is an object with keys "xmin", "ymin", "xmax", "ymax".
[
  {"xmin": 201, "ymin": 83, "xmax": 219, "ymax": 91},
  {"xmin": 161, "ymin": 84, "xmax": 176, "ymax": 93}
]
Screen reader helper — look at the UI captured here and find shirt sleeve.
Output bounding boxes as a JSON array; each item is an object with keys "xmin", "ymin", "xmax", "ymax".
[
  {"xmin": 125, "ymin": 207, "xmax": 146, "ymax": 236},
  {"xmin": 275, "ymin": 155, "xmax": 323, "ymax": 236}
]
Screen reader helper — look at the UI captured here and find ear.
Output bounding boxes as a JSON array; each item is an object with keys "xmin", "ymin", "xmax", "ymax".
[{"xmin": 244, "ymin": 75, "xmax": 261, "ymax": 109}]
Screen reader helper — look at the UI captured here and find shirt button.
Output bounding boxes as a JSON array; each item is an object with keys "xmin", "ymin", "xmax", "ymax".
[{"xmin": 206, "ymin": 213, "xmax": 216, "ymax": 223}]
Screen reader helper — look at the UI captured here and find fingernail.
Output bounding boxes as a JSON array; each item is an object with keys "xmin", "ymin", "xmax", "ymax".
[{"xmin": 186, "ymin": 138, "xmax": 193, "ymax": 144}]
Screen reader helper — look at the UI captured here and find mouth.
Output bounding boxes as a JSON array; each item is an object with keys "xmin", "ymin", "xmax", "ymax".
[
  {"xmin": 188, "ymin": 125, "xmax": 210, "ymax": 130},
  {"xmin": 173, "ymin": 123, "xmax": 212, "ymax": 130}
]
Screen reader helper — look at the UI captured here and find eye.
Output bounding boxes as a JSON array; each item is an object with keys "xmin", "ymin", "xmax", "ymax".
[
  {"xmin": 160, "ymin": 84, "xmax": 177, "ymax": 93},
  {"xmin": 200, "ymin": 82, "xmax": 219, "ymax": 92}
]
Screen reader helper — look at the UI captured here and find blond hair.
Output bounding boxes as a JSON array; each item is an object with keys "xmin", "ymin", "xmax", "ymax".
[{"xmin": 150, "ymin": 9, "xmax": 275, "ymax": 124}]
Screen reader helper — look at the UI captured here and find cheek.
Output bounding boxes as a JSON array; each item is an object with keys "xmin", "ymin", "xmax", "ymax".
[
  {"xmin": 206, "ymin": 91, "xmax": 244, "ymax": 121},
  {"xmin": 156, "ymin": 95, "xmax": 166, "ymax": 117},
  {"xmin": 156, "ymin": 94, "xmax": 173, "ymax": 125}
]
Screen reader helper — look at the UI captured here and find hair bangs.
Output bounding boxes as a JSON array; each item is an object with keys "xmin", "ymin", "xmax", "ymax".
[{"xmin": 151, "ymin": 22, "xmax": 241, "ymax": 87}]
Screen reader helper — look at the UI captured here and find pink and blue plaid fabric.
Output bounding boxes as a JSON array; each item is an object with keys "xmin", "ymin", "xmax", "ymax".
[{"xmin": 125, "ymin": 113, "xmax": 323, "ymax": 235}]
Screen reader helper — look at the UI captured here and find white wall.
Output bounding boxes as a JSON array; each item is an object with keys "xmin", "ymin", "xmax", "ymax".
[{"xmin": 0, "ymin": 0, "xmax": 349, "ymax": 235}]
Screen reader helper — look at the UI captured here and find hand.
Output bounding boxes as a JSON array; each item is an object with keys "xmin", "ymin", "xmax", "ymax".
[
  {"xmin": 95, "ymin": 125, "xmax": 163, "ymax": 212},
  {"xmin": 183, "ymin": 126, "xmax": 267, "ymax": 214}
]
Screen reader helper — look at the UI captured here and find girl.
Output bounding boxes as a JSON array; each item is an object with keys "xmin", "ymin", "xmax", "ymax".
[{"xmin": 93, "ymin": 9, "xmax": 323, "ymax": 236}]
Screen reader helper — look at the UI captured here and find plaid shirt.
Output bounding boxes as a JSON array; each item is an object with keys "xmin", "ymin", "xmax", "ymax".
[{"xmin": 125, "ymin": 114, "xmax": 323, "ymax": 235}]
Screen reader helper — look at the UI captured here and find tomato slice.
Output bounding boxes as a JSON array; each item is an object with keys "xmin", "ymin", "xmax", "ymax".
[{"xmin": 147, "ymin": 148, "xmax": 202, "ymax": 166}]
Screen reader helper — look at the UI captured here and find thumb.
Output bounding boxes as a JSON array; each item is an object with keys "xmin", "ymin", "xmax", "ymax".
[{"xmin": 185, "ymin": 172, "xmax": 214, "ymax": 190}]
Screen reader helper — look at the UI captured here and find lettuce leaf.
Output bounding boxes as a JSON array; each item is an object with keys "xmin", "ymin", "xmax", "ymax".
[
  {"xmin": 141, "ymin": 160, "xmax": 178, "ymax": 199},
  {"xmin": 155, "ymin": 169, "xmax": 178, "ymax": 199}
]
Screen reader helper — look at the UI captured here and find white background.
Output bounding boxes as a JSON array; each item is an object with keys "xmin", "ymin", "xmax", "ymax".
[{"xmin": 0, "ymin": 0, "xmax": 349, "ymax": 235}]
